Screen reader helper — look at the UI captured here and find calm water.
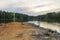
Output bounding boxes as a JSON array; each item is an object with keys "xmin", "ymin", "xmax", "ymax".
[{"xmin": 28, "ymin": 21, "xmax": 60, "ymax": 33}]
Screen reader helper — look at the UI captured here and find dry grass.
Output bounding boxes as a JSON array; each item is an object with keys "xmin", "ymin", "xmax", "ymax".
[
  {"xmin": 0, "ymin": 22, "xmax": 58, "ymax": 40},
  {"xmin": 0, "ymin": 22, "xmax": 36, "ymax": 40}
]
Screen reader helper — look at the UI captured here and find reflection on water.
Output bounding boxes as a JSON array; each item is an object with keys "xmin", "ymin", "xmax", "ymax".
[{"xmin": 28, "ymin": 21, "xmax": 60, "ymax": 33}]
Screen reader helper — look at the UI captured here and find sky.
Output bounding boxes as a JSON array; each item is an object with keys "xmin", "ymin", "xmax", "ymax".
[{"xmin": 0, "ymin": 0, "xmax": 60, "ymax": 16}]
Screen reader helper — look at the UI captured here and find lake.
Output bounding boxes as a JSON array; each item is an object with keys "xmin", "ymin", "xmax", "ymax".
[{"xmin": 28, "ymin": 21, "xmax": 60, "ymax": 33}]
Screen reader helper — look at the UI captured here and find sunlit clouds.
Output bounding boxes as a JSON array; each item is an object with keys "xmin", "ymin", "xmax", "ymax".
[{"xmin": 0, "ymin": 0, "xmax": 60, "ymax": 15}]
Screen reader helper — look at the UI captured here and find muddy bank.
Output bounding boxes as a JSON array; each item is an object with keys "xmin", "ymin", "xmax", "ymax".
[{"xmin": 0, "ymin": 22, "xmax": 60, "ymax": 40}]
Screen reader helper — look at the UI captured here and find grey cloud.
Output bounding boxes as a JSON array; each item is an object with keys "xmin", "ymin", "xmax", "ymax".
[
  {"xmin": 0, "ymin": 0, "xmax": 60, "ymax": 16},
  {"xmin": 32, "ymin": 3, "xmax": 54, "ymax": 8}
]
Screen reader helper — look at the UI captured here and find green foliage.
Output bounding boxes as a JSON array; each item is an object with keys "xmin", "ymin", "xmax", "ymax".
[
  {"xmin": 37, "ymin": 11, "xmax": 60, "ymax": 23},
  {"xmin": 0, "ymin": 10, "xmax": 29, "ymax": 23},
  {"xmin": 0, "ymin": 10, "xmax": 60, "ymax": 23},
  {"xmin": 46, "ymin": 12, "xmax": 60, "ymax": 22}
]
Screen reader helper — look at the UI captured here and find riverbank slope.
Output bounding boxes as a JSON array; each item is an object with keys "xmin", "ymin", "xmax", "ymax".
[{"xmin": 0, "ymin": 22, "xmax": 60, "ymax": 40}]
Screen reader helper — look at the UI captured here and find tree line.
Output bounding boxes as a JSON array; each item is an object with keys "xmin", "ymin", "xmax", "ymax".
[
  {"xmin": 0, "ymin": 10, "xmax": 60, "ymax": 23},
  {"xmin": 37, "ymin": 11, "xmax": 60, "ymax": 23},
  {"xmin": 0, "ymin": 10, "xmax": 29, "ymax": 23}
]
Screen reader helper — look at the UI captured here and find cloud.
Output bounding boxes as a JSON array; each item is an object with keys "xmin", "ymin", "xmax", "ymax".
[
  {"xmin": 0, "ymin": 0, "xmax": 60, "ymax": 15},
  {"xmin": 28, "ymin": 4, "xmax": 60, "ymax": 13},
  {"xmin": 9, "ymin": 0, "xmax": 60, "ymax": 12},
  {"xmin": 0, "ymin": 0, "xmax": 20, "ymax": 8}
]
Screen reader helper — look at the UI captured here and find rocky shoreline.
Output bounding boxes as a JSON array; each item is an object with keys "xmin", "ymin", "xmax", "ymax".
[
  {"xmin": 0, "ymin": 22, "xmax": 60, "ymax": 40},
  {"xmin": 27, "ymin": 23, "xmax": 60, "ymax": 40}
]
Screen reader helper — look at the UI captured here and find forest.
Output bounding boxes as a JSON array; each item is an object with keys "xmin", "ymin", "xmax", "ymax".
[
  {"xmin": 0, "ymin": 10, "xmax": 60, "ymax": 23},
  {"xmin": 0, "ymin": 10, "xmax": 29, "ymax": 23},
  {"xmin": 37, "ymin": 11, "xmax": 60, "ymax": 23}
]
